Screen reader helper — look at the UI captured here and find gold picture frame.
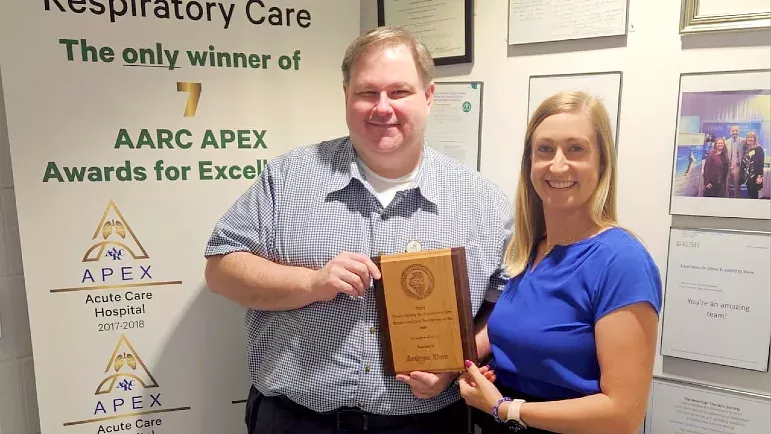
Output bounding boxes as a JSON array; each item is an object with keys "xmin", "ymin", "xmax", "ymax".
[{"xmin": 680, "ymin": 0, "xmax": 771, "ymax": 34}]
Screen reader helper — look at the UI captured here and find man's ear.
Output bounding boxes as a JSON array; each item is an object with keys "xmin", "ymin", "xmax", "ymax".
[
  {"xmin": 343, "ymin": 82, "xmax": 349, "ymax": 102},
  {"xmin": 425, "ymin": 81, "xmax": 435, "ymax": 112}
]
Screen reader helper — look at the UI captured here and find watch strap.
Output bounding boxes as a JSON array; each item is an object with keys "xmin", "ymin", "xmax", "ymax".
[{"xmin": 506, "ymin": 399, "xmax": 526, "ymax": 427}]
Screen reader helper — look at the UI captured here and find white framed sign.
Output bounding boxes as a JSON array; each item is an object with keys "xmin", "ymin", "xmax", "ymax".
[
  {"xmin": 508, "ymin": 0, "xmax": 628, "ymax": 44},
  {"xmin": 661, "ymin": 227, "xmax": 771, "ymax": 371},
  {"xmin": 426, "ymin": 81, "xmax": 483, "ymax": 170},
  {"xmin": 646, "ymin": 377, "xmax": 771, "ymax": 434},
  {"xmin": 528, "ymin": 71, "xmax": 623, "ymax": 146}
]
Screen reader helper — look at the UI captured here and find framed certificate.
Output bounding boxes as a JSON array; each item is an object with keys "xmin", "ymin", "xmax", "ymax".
[
  {"xmin": 426, "ymin": 81, "xmax": 484, "ymax": 170},
  {"xmin": 508, "ymin": 0, "xmax": 629, "ymax": 44},
  {"xmin": 680, "ymin": 0, "xmax": 771, "ymax": 34},
  {"xmin": 377, "ymin": 0, "xmax": 473, "ymax": 66}
]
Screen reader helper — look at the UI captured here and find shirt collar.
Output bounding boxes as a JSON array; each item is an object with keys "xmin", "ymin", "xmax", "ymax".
[{"xmin": 326, "ymin": 137, "xmax": 440, "ymax": 205}]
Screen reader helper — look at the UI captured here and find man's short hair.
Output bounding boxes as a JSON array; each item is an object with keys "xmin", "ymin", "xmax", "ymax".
[{"xmin": 341, "ymin": 26, "xmax": 435, "ymax": 89}]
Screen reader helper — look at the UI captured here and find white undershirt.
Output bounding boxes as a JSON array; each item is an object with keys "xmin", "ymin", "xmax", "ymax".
[{"xmin": 357, "ymin": 158, "xmax": 419, "ymax": 207}]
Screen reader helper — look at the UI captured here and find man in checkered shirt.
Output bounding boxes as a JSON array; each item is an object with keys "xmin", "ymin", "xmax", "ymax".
[{"xmin": 204, "ymin": 26, "xmax": 513, "ymax": 434}]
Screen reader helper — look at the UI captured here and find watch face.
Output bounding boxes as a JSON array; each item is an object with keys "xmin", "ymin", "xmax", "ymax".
[{"xmin": 504, "ymin": 420, "xmax": 527, "ymax": 432}]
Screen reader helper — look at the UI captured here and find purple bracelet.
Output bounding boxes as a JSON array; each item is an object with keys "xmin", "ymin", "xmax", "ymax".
[{"xmin": 493, "ymin": 397, "xmax": 512, "ymax": 423}]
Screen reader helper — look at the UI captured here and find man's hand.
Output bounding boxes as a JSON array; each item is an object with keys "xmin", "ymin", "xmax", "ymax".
[
  {"xmin": 310, "ymin": 252, "xmax": 381, "ymax": 302},
  {"xmin": 396, "ymin": 371, "xmax": 457, "ymax": 399},
  {"xmin": 396, "ymin": 366, "xmax": 496, "ymax": 399}
]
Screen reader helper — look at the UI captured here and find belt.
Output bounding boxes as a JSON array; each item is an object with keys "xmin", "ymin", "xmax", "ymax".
[{"xmin": 271, "ymin": 395, "xmax": 432, "ymax": 431}]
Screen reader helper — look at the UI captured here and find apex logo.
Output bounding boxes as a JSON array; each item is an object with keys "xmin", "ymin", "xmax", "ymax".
[
  {"xmin": 96, "ymin": 335, "xmax": 158, "ymax": 395},
  {"xmin": 83, "ymin": 200, "xmax": 149, "ymax": 262}
]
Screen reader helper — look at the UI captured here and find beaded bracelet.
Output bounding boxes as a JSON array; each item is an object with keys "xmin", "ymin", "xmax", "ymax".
[{"xmin": 493, "ymin": 397, "xmax": 512, "ymax": 423}]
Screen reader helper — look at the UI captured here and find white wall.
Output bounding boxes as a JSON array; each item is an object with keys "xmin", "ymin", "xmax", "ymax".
[
  {"xmin": 0, "ymin": 2, "xmax": 768, "ymax": 432},
  {"xmin": 363, "ymin": 0, "xmax": 771, "ymax": 397},
  {"xmin": 0, "ymin": 69, "xmax": 39, "ymax": 433}
]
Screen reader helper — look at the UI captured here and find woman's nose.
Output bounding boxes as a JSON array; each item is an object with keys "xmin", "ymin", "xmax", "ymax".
[{"xmin": 550, "ymin": 150, "xmax": 568, "ymax": 172}]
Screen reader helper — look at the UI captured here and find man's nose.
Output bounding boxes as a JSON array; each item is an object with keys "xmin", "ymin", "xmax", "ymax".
[{"xmin": 373, "ymin": 92, "xmax": 393, "ymax": 116}]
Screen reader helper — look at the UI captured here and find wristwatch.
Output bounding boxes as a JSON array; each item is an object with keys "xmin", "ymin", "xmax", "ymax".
[{"xmin": 502, "ymin": 399, "xmax": 527, "ymax": 432}]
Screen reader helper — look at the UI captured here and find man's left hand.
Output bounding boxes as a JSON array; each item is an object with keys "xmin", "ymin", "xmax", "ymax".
[
  {"xmin": 396, "ymin": 366, "xmax": 496, "ymax": 399},
  {"xmin": 396, "ymin": 371, "xmax": 457, "ymax": 399}
]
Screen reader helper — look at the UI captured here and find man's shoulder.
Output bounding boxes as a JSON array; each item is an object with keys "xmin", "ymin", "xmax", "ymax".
[{"xmin": 267, "ymin": 136, "xmax": 352, "ymax": 174}]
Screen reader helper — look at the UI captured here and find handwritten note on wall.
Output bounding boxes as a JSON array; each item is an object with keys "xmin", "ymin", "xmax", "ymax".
[{"xmin": 508, "ymin": 0, "xmax": 628, "ymax": 44}]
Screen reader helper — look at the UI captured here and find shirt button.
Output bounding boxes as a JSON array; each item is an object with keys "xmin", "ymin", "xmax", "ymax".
[
  {"xmin": 364, "ymin": 365, "xmax": 371, "ymax": 373},
  {"xmin": 369, "ymin": 327, "xmax": 376, "ymax": 334}
]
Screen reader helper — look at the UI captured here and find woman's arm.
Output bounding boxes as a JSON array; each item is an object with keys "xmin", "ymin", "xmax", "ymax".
[
  {"xmin": 515, "ymin": 302, "xmax": 658, "ymax": 434},
  {"xmin": 753, "ymin": 147, "xmax": 764, "ymax": 181}
]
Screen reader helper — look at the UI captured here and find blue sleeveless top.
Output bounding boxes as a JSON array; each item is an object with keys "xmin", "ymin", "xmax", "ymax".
[{"xmin": 487, "ymin": 227, "xmax": 662, "ymax": 400}]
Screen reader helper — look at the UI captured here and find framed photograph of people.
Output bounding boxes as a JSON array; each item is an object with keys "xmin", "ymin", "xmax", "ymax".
[
  {"xmin": 668, "ymin": 69, "xmax": 771, "ymax": 220},
  {"xmin": 527, "ymin": 72, "xmax": 623, "ymax": 146},
  {"xmin": 680, "ymin": 0, "xmax": 771, "ymax": 34},
  {"xmin": 377, "ymin": 0, "xmax": 473, "ymax": 66}
]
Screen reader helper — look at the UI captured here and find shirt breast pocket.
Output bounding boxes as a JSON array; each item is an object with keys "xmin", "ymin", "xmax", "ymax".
[{"xmin": 275, "ymin": 202, "xmax": 369, "ymax": 269}]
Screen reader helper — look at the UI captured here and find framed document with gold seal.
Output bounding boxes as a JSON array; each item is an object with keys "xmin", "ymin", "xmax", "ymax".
[
  {"xmin": 377, "ymin": 0, "xmax": 473, "ymax": 66},
  {"xmin": 373, "ymin": 247, "xmax": 477, "ymax": 375}
]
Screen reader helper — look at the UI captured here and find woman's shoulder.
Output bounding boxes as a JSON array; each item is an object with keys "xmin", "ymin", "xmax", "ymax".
[{"xmin": 591, "ymin": 226, "xmax": 655, "ymax": 264}]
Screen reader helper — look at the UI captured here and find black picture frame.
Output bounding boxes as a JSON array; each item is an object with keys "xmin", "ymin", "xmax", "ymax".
[{"xmin": 377, "ymin": 0, "xmax": 473, "ymax": 66}]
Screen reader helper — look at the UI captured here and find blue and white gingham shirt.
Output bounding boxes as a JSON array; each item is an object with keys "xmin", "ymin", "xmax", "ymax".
[{"xmin": 205, "ymin": 136, "xmax": 513, "ymax": 416}]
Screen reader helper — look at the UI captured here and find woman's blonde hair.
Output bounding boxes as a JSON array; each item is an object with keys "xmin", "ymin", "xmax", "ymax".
[{"xmin": 503, "ymin": 91, "xmax": 619, "ymax": 277}]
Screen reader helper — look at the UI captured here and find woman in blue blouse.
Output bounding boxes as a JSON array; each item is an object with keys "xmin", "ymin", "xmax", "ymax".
[{"xmin": 459, "ymin": 91, "xmax": 662, "ymax": 433}]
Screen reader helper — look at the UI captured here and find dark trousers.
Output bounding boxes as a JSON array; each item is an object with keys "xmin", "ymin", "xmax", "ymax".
[
  {"xmin": 746, "ymin": 178, "xmax": 762, "ymax": 199},
  {"xmin": 246, "ymin": 386, "xmax": 470, "ymax": 434}
]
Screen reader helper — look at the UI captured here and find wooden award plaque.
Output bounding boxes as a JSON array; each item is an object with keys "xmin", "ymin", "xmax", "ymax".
[{"xmin": 373, "ymin": 247, "xmax": 477, "ymax": 375}]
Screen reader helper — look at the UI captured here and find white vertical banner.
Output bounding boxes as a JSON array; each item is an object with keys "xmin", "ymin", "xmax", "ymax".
[{"xmin": 0, "ymin": 1, "xmax": 359, "ymax": 433}]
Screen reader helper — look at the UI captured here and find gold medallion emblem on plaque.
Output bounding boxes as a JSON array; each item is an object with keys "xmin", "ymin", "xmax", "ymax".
[{"xmin": 401, "ymin": 264, "xmax": 435, "ymax": 300}]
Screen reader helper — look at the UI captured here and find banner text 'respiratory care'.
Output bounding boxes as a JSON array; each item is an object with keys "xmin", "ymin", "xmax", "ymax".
[{"xmin": 43, "ymin": 0, "xmax": 312, "ymax": 29}]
